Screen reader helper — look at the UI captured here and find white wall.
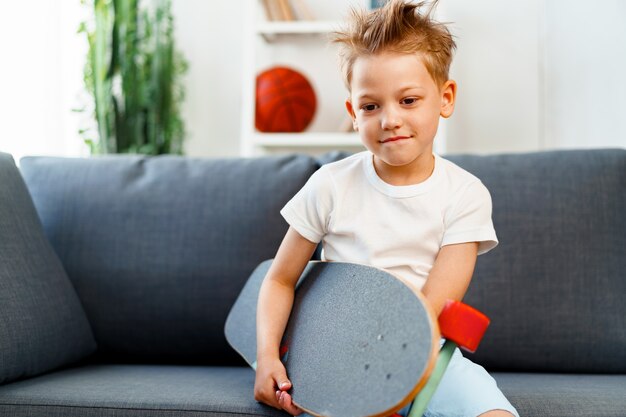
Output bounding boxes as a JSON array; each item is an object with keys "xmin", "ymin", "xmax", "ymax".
[
  {"xmin": 440, "ymin": 0, "xmax": 543, "ymax": 153},
  {"xmin": 543, "ymin": 0, "xmax": 626, "ymax": 149},
  {"xmin": 0, "ymin": 0, "xmax": 624, "ymax": 160},
  {"xmin": 171, "ymin": 0, "xmax": 245, "ymax": 157},
  {"xmin": 0, "ymin": 1, "xmax": 88, "ymax": 162}
]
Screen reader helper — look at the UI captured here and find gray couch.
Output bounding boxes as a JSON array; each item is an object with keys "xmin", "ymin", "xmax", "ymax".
[{"xmin": 0, "ymin": 149, "xmax": 624, "ymax": 417}]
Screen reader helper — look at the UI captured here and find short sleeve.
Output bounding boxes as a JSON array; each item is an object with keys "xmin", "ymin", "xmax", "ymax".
[
  {"xmin": 441, "ymin": 180, "xmax": 498, "ymax": 255},
  {"xmin": 280, "ymin": 167, "xmax": 334, "ymax": 243}
]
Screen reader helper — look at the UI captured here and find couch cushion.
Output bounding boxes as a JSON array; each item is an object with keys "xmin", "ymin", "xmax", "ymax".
[
  {"xmin": 0, "ymin": 365, "xmax": 623, "ymax": 417},
  {"xmin": 0, "ymin": 153, "xmax": 96, "ymax": 384},
  {"xmin": 19, "ymin": 154, "xmax": 318, "ymax": 365},
  {"xmin": 446, "ymin": 149, "xmax": 626, "ymax": 373},
  {"xmin": 0, "ymin": 364, "xmax": 285, "ymax": 417},
  {"xmin": 494, "ymin": 372, "xmax": 626, "ymax": 417}
]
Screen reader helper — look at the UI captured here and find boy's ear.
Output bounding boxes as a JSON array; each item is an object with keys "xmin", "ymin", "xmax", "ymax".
[
  {"xmin": 345, "ymin": 99, "xmax": 358, "ymax": 131},
  {"xmin": 440, "ymin": 80, "xmax": 457, "ymax": 118}
]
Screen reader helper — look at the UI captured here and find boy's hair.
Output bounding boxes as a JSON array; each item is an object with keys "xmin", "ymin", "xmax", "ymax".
[{"xmin": 332, "ymin": 0, "xmax": 456, "ymax": 90}]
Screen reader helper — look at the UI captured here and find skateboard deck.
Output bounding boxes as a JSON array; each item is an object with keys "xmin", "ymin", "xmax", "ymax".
[{"xmin": 225, "ymin": 260, "xmax": 439, "ymax": 417}]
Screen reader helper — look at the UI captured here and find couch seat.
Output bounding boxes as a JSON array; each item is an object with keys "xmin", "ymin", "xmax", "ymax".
[
  {"xmin": 0, "ymin": 365, "xmax": 284, "ymax": 417},
  {"xmin": 1, "ymin": 365, "xmax": 624, "ymax": 417},
  {"xmin": 494, "ymin": 372, "xmax": 626, "ymax": 417}
]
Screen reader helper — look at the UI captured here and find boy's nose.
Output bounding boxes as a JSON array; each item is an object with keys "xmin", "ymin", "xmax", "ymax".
[{"xmin": 381, "ymin": 108, "xmax": 402, "ymax": 130}]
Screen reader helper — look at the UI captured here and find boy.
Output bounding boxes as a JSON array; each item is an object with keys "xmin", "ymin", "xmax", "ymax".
[{"xmin": 254, "ymin": 1, "xmax": 519, "ymax": 416}]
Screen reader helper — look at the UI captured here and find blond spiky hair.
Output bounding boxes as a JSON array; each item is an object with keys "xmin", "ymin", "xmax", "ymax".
[{"xmin": 333, "ymin": 0, "xmax": 456, "ymax": 91}]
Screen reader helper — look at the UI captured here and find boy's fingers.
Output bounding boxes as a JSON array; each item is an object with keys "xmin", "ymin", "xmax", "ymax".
[
  {"xmin": 279, "ymin": 392, "xmax": 302, "ymax": 416},
  {"xmin": 278, "ymin": 379, "xmax": 292, "ymax": 391},
  {"xmin": 273, "ymin": 373, "xmax": 291, "ymax": 391}
]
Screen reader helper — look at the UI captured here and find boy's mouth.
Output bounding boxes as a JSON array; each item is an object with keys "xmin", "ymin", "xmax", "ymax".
[{"xmin": 380, "ymin": 135, "xmax": 411, "ymax": 144}]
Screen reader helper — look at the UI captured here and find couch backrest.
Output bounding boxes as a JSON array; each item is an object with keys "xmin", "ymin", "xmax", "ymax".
[
  {"xmin": 447, "ymin": 149, "xmax": 626, "ymax": 373},
  {"xmin": 20, "ymin": 154, "xmax": 318, "ymax": 365},
  {"xmin": 20, "ymin": 149, "xmax": 626, "ymax": 372}
]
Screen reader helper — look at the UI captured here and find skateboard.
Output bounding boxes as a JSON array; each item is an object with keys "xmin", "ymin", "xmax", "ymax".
[{"xmin": 224, "ymin": 260, "xmax": 489, "ymax": 417}]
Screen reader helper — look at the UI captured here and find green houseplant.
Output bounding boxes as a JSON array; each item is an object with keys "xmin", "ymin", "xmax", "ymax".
[{"xmin": 79, "ymin": 0, "xmax": 188, "ymax": 155}]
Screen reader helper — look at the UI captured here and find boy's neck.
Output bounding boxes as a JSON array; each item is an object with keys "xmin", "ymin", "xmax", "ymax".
[{"xmin": 372, "ymin": 153, "xmax": 435, "ymax": 186}]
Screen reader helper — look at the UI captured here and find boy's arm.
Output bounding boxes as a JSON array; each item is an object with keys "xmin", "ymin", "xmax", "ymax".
[
  {"xmin": 254, "ymin": 226, "xmax": 318, "ymax": 413},
  {"xmin": 421, "ymin": 242, "xmax": 479, "ymax": 316}
]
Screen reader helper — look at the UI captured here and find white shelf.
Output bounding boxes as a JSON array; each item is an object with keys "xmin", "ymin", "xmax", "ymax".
[
  {"xmin": 240, "ymin": 2, "xmax": 356, "ymax": 157},
  {"xmin": 257, "ymin": 21, "xmax": 339, "ymax": 35},
  {"xmin": 252, "ymin": 132, "xmax": 362, "ymax": 147}
]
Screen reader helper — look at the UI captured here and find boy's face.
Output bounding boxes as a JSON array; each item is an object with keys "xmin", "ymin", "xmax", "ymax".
[{"xmin": 346, "ymin": 52, "xmax": 456, "ymax": 181}]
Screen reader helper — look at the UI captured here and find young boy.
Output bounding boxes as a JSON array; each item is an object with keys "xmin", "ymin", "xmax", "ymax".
[{"xmin": 254, "ymin": 1, "xmax": 519, "ymax": 416}]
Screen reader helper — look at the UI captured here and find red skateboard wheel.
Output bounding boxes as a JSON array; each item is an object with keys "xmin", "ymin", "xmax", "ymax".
[
  {"xmin": 438, "ymin": 300, "xmax": 490, "ymax": 353},
  {"xmin": 279, "ymin": 344, "xmax": 289, "ymax": 358}
]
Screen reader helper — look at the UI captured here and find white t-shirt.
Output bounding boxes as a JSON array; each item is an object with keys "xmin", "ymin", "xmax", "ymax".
[{"xmin": 280, "ymin": 151, "xmax": 498, "ymax": 289}]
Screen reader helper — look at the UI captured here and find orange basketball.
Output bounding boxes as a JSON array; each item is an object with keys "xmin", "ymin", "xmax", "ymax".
[{"xmin": 255, "ymin": 66, "xmax": 317, "ymax": 133}]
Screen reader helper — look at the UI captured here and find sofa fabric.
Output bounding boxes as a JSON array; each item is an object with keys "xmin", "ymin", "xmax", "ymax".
[
  {"xmin": 445, "ymin": 149, "xmax": 626, "ymax": 373},
  {"xmin": 0, "ymin": 153, "xmax": 96, "ymax": 384},
  {"xmin": 0, "ymin": 364, "xmax": 283, "ymax": 417},
  {"xmin": 495, "ymin": 373, "xmax": 626, "ymax": 417},
  {"xmin": 0, "ymin": 365, "xmax": 623, "ymax": 417},
  {"xmin": 19, "ymin": 154, "xmax": 318, "ymax": 365}
]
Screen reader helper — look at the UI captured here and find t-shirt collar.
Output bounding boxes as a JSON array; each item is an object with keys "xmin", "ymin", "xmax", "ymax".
[{"xmin": 363, "ymin": 151, "xmax": 440, "ymax": 198}]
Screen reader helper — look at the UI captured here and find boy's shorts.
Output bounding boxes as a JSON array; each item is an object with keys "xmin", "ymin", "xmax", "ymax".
[{"xmin": 397, "ymin": 346, "xmax": 519, "ymax": 417}]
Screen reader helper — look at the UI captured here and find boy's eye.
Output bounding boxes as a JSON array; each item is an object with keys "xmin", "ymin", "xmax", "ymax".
[
  {"xmin": 402, "ymin": 97, "xmax": 419, "ymax": 105},
  {"xmin": 361, "ymin": 104, "xmax": 378, "ymax": 112}
]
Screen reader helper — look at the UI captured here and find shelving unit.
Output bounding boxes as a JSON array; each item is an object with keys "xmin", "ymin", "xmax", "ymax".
[
  {"xmin": 257, "ymin": 21, "xmax": 338, "ymax": 36},
  {"xmin": 252, "ymin": 132, "xmax": 361, "ymax": 147},
  {"xmin": 240, "ymin": 0, "xmax": 365, "ymax": 157}
]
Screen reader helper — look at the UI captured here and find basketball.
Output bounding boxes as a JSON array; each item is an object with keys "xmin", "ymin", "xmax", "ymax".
[{"xmin": 255, "ymin": 66, "xmax": 317, "ymax": 133}]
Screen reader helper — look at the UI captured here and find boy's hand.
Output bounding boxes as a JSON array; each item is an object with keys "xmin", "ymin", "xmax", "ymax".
[{"xmin": 254, "ymin": 357, "xmax": 302, "ymax": 415}]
